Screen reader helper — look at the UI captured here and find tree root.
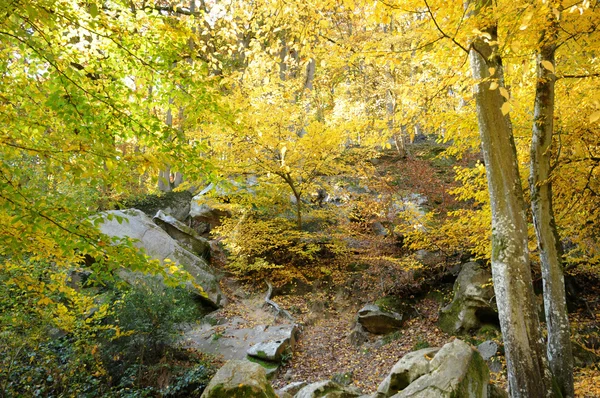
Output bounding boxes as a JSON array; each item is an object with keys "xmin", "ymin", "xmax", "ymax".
[{"xmin": 264, "ymin": 280, "xmax": 294, "ymax": 321}]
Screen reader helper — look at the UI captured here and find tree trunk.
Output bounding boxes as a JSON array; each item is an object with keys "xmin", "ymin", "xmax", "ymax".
[
  {"xmin": 530, "ymin": 20, "xmax": 574, "ymax": 398},
  {"xmin": 468, "ymin": 3, "xmax": 554, "ymax": 396},
  {"xmin": 158, "ymin": 106, "xmax": 174, "ymax": 192},
  {"xmin": 295, "ymin": 196, "xmax": 302, "ymax": 230}
]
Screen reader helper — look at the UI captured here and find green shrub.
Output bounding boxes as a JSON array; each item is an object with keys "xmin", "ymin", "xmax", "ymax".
[{"xmin": 101, "ymin": 277, "xmax": 203, "ymax": 383}]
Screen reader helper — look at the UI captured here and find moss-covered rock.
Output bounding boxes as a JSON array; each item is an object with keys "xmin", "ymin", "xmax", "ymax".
[
  {"xmin": 200, "ymin": 360, "xmax": 277, "ymax": 398},
  {"xmin": 246, "ymin": 356, "xmax": 280, "ymax": 379},
  {"xmin": 123, "ymin": 190, "xmax": 193, "ymax": 221},
  {"xmin": 377, "ymin": 339, "xmax": 490, "ymax": 398},
  {"xmin": 375, "ymin": 347, "xmax": 440, "ymax": 397},
  {"xmin": 438, "ymin": 262, "xmax": 498, "ymax": 335}
]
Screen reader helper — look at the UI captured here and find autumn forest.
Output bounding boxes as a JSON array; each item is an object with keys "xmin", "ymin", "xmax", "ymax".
[{"xmin": 1, "ymin": 0, "xmax": 600, "ymax": 397}]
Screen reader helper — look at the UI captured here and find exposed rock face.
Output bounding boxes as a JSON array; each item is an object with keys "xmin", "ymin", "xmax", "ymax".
[
  {"xmin": 247, "ymin": 325, "xmax": 297, "ymax": 362},
  {"xmin": 127, "ymin": 190, "xmax": 193, "ymax": 222},
  {"xmin": 375, "ymin": 347, "xmax": 440, "ymax": 397},
  {"xmin": 476, "ymin": 341, "xmax": 498, "ymax": 361},
  {"xmin": 276, "ymin": 381, "xmax": 307, "ymax": 397},
  {"xmin": 190, "ymin": 197, "xmax": 230, "ymax": 236},
  {"xmin": 376, "ymin": 339, "xmax": 491, "ymax": 398},
  {"xmin": 357, "ymin": 304, "xmax": 404, "ymax": 334},
  {"xmin": 476, "ymin": 341, "xmax": 502, "ymax": 373},
  {"xmin": 153, "ymin": 209, "xmax": 211, "ymax": 259},
  {"xmin": 98, "ymin": 209, "xmax": 223, "ymax": 306},
  {"xmin": 438, "ymin": 262, "xmax": 498, "ymax": 335},
  {"xmin": 200, "ymin": 360, "xmax": 277, "ymax": 398},
  {"xmin": 294, "ymin": 380, "xmax": 362, "ymax": 398}
]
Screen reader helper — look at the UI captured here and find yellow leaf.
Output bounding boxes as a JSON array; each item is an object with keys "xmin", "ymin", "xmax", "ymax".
[
  {"xmin": 520, "ymin": 11, "xmax": 533, "ymax": 30},
  {"xmin": 499, "ymin": 87, "xmax": 510, "ymax": 99},
  {"xmin": 590, "ymin": 111, "xmax": 600, "ymax": 123},
  {"xmin": 489, "ymin": 81, "xmax": 498, "ymax": 90},
  {"xmin": 501, "ymin": 102, "xmax": 511, "ymax": 115},
  {"xmin": 541, "ymin": 60, "xmax": 555, "ymax": 73},
  {"xmin": 38, "ymin": 297, "xmax": 53, "ymax": 306}
]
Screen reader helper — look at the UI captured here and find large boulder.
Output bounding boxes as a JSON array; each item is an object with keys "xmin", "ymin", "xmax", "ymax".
[
  {"xmin": 125, "ymin": 190, "xmax": 193, "ymax": 222},
  {"xmin": 377, "ymin": 339, "xmax": 491, "ymax": 398},
  {"xmin": 98, "ymin": 209, "xmax": 224, "ymax": 306},
  {"xmin": 153, "ymin": 209, "xmax": 211, "ymax": 259},
  {"xmin": 438, "ymin": 262, "xmax": 498, "ymax": 335},
  {"xmin": 294, "ymin": 380, "xmax": 362, "ymax": 398},
  {"xmin": 357, "ymin": 304, "xmax": 404, "ymax": 334},
  {"xmin": 200, "ymin": 360, "xmax": 277, "ymax": 398},
  {"xmin": 375, "ymin": 348, "xmax": 440, "ymax": 397}
]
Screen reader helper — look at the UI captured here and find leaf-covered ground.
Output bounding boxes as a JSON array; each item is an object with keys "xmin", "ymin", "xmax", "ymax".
[{"xmin": 209, "ymin": 147, "xmax": 600, "ymax": 396}]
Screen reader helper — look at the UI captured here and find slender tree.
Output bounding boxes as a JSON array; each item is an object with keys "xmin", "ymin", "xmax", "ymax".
[
  {"xmin": 467, "ymin": 0, "xmax": 554, "ymax": 396},
  {"xmin": 529, "ymin": 5, "xmax": 574, "ymax": 397}
]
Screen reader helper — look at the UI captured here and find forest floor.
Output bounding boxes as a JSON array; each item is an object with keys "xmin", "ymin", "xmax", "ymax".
[
  {"xmin": 215, "ymin": 267, "xmax": 600, "ymax": 396},
  {"xmin": 207, "ymin": 145, "xmax": 600, "ymax": 396}
]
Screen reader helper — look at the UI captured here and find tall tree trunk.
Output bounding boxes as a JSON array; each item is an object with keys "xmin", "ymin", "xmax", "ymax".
[
  {"xmin": 530, "ymin": 15, "xmax": 574, "ymax": 398},
  {"xmin": 158, "ymin": 105, "xmax": 174, "ymax": 192},
  {"xmin": 468, "ymin": 2, "xmax": 554, "ymax": 397}
]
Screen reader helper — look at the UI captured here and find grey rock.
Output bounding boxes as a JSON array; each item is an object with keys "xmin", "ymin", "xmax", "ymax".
[
  {"xmin": 278, "ymin": 381, "xmax": 308, "ymax": 396},
  {"xmin": 98, "ymin": 209, "xmax": 223, "ymax": 306},
  {"xmin": 153, "ymin": 209, "xmax": 211, "ymax": 259},
  {"xmin": 182, "ymin": 321, "xmax": 297, "ymax": 363},
  {"xmin": 200, "ymin": 360, "xmax": 277, "ymax": 398},
  {"xmin": 247, "ymin": 325, "xmax": 298, "ymax": 362},
  {"xmin": 438, "ymin": 262, "xmax": 498, "ymax": 335},
  {"xmin": 348, "ymin": 323, "xmax": 369, "ymax": 347},
  {"xmin": 375, "ymin": 347, "xmax": 440, "ymax": 397},
  {"xmin": 295, "ymin": 380, "xmax": 362, "ymax": 398},
  {"xmin": 358, "ymin": 304, "xmax": 404, "ymax": 335},
  {"xmin": 476, "ymin": 341, "xmax": 498, "ymax": 361},
  {"xmin": 389, "ymin": 339, "xmax": 489, "ymax": 398}
]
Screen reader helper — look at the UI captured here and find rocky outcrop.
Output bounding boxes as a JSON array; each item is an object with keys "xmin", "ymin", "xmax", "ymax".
[
  {"xmin": 276, "ymin": 381, "xmax": 307, "ymax": 397},
  {"xmin": 476, "ymin": 341, "xmax": 501, "ymax": 373},
  {"xmin": 375, "ymin": 339, "xmax": 494, "ymax": 398},
  {"xmin": 98, "ymin": 209, "xmax": 223, "ymax": 306},
  {"xmin": 357, "ymin": 304, "xmax": 404, "ymax": 334},
  {"xmin": 153, "ymin": 209, "xmax": 211, "ymax": 259},
  {"xmin": 438, "ymin": 262, "xmax": 498, "ymax": 335},
  {"xmin": 200, "ymin": 360, "xmax": 277, "ymax": 398},
  {"xmin": 190, "ymin": 193, "xmax": 231, "ymax": 236},
  {"xmin": 294, "ymin": 380, "xmax": 362, "ymax": 398},
  {"xmin": 181, "ymin": 317, "xmax": 297, "ymax": 378},
  {"xmin": 125, "ymin": 190, "xmax": 193, "ymax": 222},
  {"xmin": 247, "ymin": 325, "xmax": 297, "ymax": 362},
  {"xmin": 375, "ymin": 347, "xmax": 440, "ymax": 396}
]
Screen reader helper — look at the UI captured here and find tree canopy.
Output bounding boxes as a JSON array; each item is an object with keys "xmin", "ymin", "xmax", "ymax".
[{"xmin": 1, "ymin": 0, "xmax": 600, "ymax": 396}]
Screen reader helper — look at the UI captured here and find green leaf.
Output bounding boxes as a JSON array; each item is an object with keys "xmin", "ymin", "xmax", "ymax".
[{"xmin": 89, "ymin": 3, "xmax": 99, "ymax": 18}]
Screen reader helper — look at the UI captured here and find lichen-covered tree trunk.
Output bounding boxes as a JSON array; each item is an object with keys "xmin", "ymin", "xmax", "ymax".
[
  {"xmin": 530, "ymin": 23, "xmax": 574, "ymax": 398},
  {"xmin": 468, "ymin": 3, "xmax": 554, "ymax": 397}
]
